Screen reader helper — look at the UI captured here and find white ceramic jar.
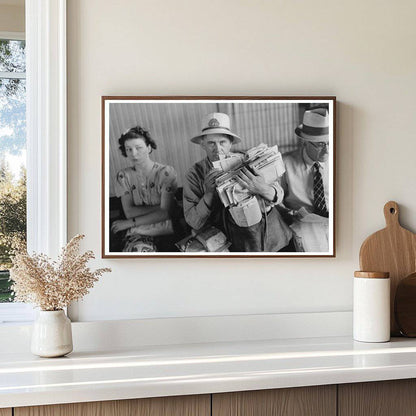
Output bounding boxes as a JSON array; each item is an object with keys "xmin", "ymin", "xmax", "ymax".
[
  {"xmin": 31, "ymin": 310, "xmax": 73, "ymax": 357},
  {"xmin": 353, "ymin": 271, "xmax": 390, "ymax": 343}
]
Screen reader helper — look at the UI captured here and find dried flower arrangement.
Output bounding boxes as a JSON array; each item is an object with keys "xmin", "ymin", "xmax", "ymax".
[{"xmin": 10, "ymin": 235, "xmax": 111, "ymax": 311}]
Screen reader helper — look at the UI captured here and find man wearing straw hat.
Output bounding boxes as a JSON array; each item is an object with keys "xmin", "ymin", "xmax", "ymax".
[
  {"xmin": 183, "ymin": 112, "xmax": 292, "ymax": 252},
  {"xmin": 281, "ymin": 108, "xmax": 330, "ymax": 252}
]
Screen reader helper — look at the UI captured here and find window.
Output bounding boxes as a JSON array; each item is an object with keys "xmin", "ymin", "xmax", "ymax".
[
  {"xmin": 0, "ymin": 1, "xmax": 67, "ymax": 323},
  {"xmin": 0, "ymin": 37, "xmax": 26, "ymax": 306}
]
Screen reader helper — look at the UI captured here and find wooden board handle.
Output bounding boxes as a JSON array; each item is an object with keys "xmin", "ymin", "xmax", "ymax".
[{"xmin": 384, "ymin": 201, "xmax": 400, "ymax": 228}]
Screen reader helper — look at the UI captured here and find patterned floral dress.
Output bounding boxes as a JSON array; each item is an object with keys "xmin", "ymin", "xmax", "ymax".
[{"xmin": 114, "ymin": 163, "xmax": 178, "ymax": 252}]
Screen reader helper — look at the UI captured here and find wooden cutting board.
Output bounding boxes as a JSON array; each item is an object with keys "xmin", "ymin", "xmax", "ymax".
[
  {"xmin": 395, "ymin": 272, "xmax": 416, "ymax": 337},
  {"xmin": 359, "ymin": 201, "xmax": 416, "ymax": 335}
]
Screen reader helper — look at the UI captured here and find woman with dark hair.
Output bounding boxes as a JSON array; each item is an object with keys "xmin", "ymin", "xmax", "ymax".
[{"xmin": 111, "ymin": 126, "xmax": 178, "ymax": 252}]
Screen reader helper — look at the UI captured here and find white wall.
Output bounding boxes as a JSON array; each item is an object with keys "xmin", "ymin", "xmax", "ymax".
[{"xmin": 67, "ymin": 0, "xmax": 416, "ymax": 322}]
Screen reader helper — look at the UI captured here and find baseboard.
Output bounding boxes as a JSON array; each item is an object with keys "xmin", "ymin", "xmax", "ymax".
[{"xmin": 0, "ymin": 311, "xmax": 352, "ymax": 353}]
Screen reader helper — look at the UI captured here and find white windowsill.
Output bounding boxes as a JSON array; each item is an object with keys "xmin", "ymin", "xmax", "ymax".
[{"xmin": 1, "ymin": 334, "xmax": 416, "ymax": 409}]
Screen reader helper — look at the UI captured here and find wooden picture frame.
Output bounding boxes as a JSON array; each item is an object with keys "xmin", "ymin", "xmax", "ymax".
[{"xmin": 102, "ymin": 96, "xmax": 336, "ymax": 258}]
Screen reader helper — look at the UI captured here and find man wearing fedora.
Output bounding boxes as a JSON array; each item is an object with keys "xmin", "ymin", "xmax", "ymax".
[
  {"xmin": 183, "ymin": 112, "xmax": 292, "ymax": 252},
  {"xmin": 281, "ymin": 107, "xmax": 330, "ymax": 252}
]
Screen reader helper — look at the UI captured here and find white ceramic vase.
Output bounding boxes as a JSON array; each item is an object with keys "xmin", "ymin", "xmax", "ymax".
[{"xmin": 31, "ymin": 310, "xmax": 73, "ymax": 357}]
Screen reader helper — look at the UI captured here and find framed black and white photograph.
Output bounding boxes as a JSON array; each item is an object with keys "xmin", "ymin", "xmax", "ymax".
[{"xmin": 102, "ymin": 96, "xmax": 336, "ymax": 258}]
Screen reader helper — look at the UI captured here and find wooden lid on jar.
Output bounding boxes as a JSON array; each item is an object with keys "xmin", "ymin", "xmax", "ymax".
[{"xmin": 354, "ymin": 271, "xmax": 390, "ymax": 279}]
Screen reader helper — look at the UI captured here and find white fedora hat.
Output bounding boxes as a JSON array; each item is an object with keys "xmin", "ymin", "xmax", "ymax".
[
  {"xmin": 191, "ymin": 112, "xmax": 242, "ymax": 144},
  {"xmin": 295, "ymin": 108, "xmax": 329, "ymax": 142}
]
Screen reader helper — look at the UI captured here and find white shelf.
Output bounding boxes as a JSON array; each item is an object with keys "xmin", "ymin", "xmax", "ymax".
[{"xmin": 2, "ymin": 336, "xmax": 416, "ymax": 408}]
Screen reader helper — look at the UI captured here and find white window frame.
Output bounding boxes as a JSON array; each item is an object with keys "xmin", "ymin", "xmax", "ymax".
[
  {"xmin": 0, "ymin": 0, "xmax": 67, "ymax": 323},
  {"xmin": 0, "ymin": 32, "xmax": 30, "ymax": 322},
  {"xmin": 0, "ymin": 31, "xmax": 25, "ymax": 41}
]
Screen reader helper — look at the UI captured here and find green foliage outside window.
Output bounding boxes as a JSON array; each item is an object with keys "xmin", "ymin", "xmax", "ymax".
[
  {"xmin": 0, "ymin": 39, "xmax": 26, "ymax": 302},
  {"xmin": 0, "ymin": 163, "xmax": 26, "ymax": 302}
]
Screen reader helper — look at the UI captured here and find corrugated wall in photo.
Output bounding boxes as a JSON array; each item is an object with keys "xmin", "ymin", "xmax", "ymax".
[{"xmin": 108, "ymin": 102, "xmax": 300, "ymax": 196}]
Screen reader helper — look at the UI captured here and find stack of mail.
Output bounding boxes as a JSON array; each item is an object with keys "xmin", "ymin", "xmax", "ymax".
[
  {"xmin": 215, "ymin": 143, "xmax": 285, "ymax": 208},
  {"xmin": 245, "ymin": 143, "xmax": 286, "ymax": 183},
  {"xmin": 175, "ymin": 227, "xmax": 231, "ymax": 252},
  {"xmin": 215, "ymin": 171, "xmax": 239, "ymax": 207},
  {"xmin": 212, "ymin": 154, "xmax": 244, "ymax": 171}
]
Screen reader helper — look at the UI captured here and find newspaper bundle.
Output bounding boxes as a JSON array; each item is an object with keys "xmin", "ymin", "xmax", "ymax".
[
  {"xmin": 214, "ymin": 144, "xmax": 286, "ymax": 228},
  {"xmin": 215, "ymin": 143, "xmax": 285, "ymax": 208}
]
